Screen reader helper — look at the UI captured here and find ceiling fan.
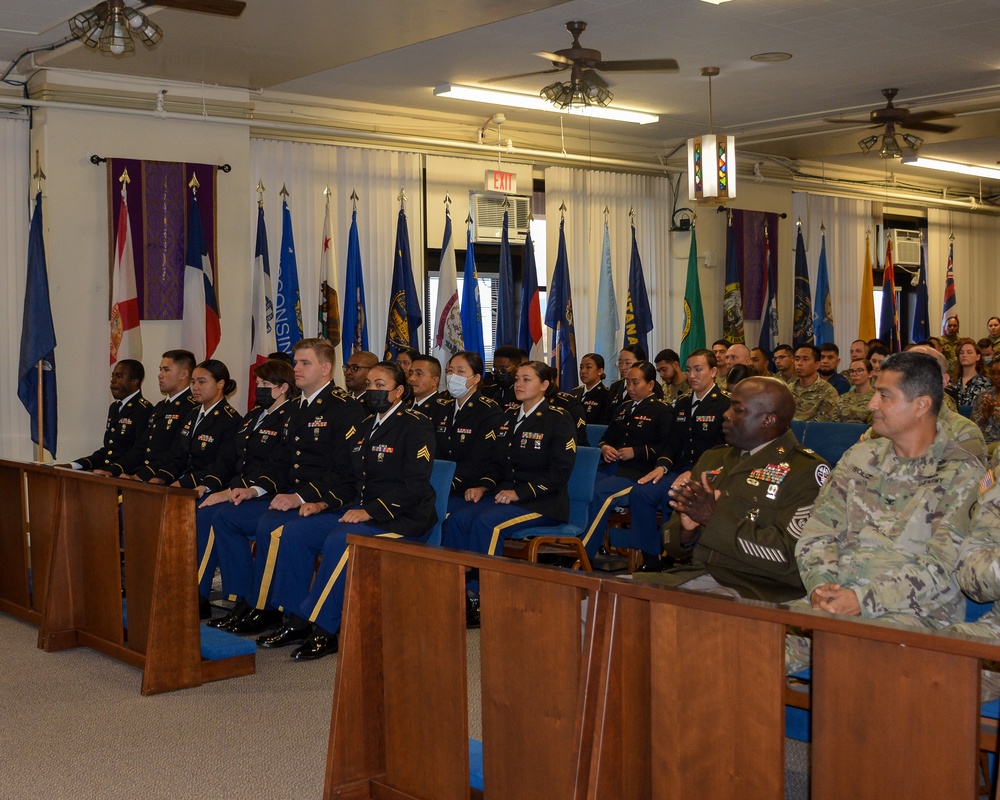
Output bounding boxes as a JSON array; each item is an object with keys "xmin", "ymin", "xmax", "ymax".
[
  {"xmin": 824, "ymin": 88, "xmax": 958, "ymax": 134},
  {"xmin": 485, "ymin": 20, "xmax": 678, "ymax": 108}
]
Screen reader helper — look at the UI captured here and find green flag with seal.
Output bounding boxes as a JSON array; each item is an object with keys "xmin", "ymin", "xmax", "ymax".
[{"xmin": 680, "ymin": 224, "xmax": 706, "ymax": 362}]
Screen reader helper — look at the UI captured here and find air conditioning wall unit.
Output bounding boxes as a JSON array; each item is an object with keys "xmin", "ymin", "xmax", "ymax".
[
  {"xmin": 890, "ymin": 229, "xmax": 923, "ymax": 266},
  {"xmin": 470, "ymin": 191, "xmax": 531, "ymax": 244}
]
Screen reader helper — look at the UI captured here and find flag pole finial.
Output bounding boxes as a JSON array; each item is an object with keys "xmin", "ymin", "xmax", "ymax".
[
  {"xmin": 350, "ymin": 188, "xmax": 359, "ymax": 211},
  {"xmin": 118, "ymin": 167, "xmax": 130, "ymax": 197},
  {"xmin": 280, "ymin": 183, "xmax": 289, "ymax": 199},
  {"xmin": 501, "ymin": 195, "xmax": 511, "ymax": 209},
  {"xmin": 443, "ymin": 192, "xmax": 451, "ymax": 209},
  {"xmin": 559, "ymin": 200, "xmax": 567, "ymax": 220},
  {"xmin": 949, "ymin": 230, "xmax": 955, "ymax": 242},
  {"xmin": 33, "ymin": 150, "xmax": 45, "ymax": 193},
  {"xmin": 796, "ymin": 217, "xmax": 802, "ymax": 229},
  {"xmin": 398, "ymin": 187, "xmax": 407, "ymax": 209},
  {"xmin": 727, "ymin": 209, "xmax": 733, "ymax": 226},
  {"xmin": 628, "ymin": 206, "xmax": 636, "ymax": 226},
  {"xmin": 323, "ymin": 185, "xmax": 331, "ymax": 206},
  {"xmin": 603, "ymin": 205, "xmax": 609, "ymax": 222},
  {"xmin": 820, "ymin": 222, "xmax": 826, "ymax": 233},
  {"xmin": 256, "ymin": 180, "xmax": 265, "ymax": 207},
  {"xmin": 189, "ymin": 172, "xmax": 200, "ymax": 195},
  {"xmin": 527, "ymin": 198, "xmax": 534, "ymax": 223},
  {"xmin": 466, "ymin": 213, "xmax": 473, "ymax": 226}
]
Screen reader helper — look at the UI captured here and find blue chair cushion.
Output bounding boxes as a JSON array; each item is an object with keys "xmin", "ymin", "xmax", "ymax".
[
  {"xmin": 469, "ymin": 738, "xmax": 484, "ymax": 791},
  {"xmin": 200, "ymin": 624, "xmax": 256, "ymax": 660}
]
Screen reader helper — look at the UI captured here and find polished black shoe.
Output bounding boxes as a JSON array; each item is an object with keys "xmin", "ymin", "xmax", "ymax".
[
  {"xmin": 465, "ymin": 593, "xmax": 481, "ymax": 629},
  {"xmin": 199, "ymin": 598, "xmax": 212, "ymax": 620},
  {"xmin": 291, "ymin": 632, "xmax": 339, "ymax": 661},
  {"xmin": 228, "ymin": 608, "xmax": 283, "ymax": 635},
  {"xmin": 257, "ymin": 622, "xmax": 310, "ymax": 648},
  {"xmin": 207, "ymin": 602, "xmax": 250, "ymax": 630}
]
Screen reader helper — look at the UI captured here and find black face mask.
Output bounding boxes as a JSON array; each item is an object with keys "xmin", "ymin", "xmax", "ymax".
[
  {"xmin": 255, "ymin": 387, "xmax": 274, "ymax": 408},
  {"xmin": 365, "ymin": 389, "xmax": 393, "ymax": 415},
  {"xmin": 494, "ymin": 369, "xmax": 514, "ymax": 388}
]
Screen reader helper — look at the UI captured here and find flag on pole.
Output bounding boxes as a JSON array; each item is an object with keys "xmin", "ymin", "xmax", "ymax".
[
  {"xmin": 460, "ymin": 227, "xmax": 485, "ymax": 362},
  {"xmin": 181, "ymin": 181, "xmax": 221, "ymax": 362},
  {"xmin": 545, "ymin": 217, "xmax": 578, "ymax": 391},
  {"xmin": 680, "ymin": 224, "xmax": 706, "ymax": 363},
  {"xmin": 383, "ymin": 206, "xmax": 422, "ymax": 361},
  {"xmin": 318, "ymin": 198, "xmax": 340, "ymax": 349},
  {"xmin": 517, "ymin": 229, "xmax": 544, "ymax": 361},
  {"xmin": 274, "ymin": 197, "xmax": 303, "ymax": 354},
  {"xmin": 623, "ymin": 222, "xmax": 653, "ymax": 356},
  {"xmin": 495, "ymin": 209, "xmax": 516, "ymax": 349},
  {"xmin": 594, "ymin": 221, "xmax": 619, "ymax": 383},
  {"xmin": 879, "ymin": 239, "xmax": 901, "ymax": 353},
  {"xmin": 858, "ymin": 232, "xmax": 877, "ymax": 341},
  {"xmin": 248, "ymin": 204, "xmax": 277, "ymax": 410},
  {"xmin": 432, "ymin": 206, "xmax": 463, "ymax": 380},
  {"xmin": 813, "ymin": 229, "xmax": 834, "ymax": 345},
  {"xmin": 792, "ymin": 225, "xmax": 814, "ymax": 348},
  {"xmin": 941, "ymin": 240, "xmax": 957, "ymax": 333},
  {"xmin": 722, "ymin": 216, "xmax": 745, "ymax": 344},
  {"xmin": 110, "ymin": 175, "xmax": 142, "ymax": 364},
  {"xmin": 758, "ymin": 223, "xmax": 778, "ymax": 359},
  {"xmin": 342, "ymin": 206, "xmax": 369, "ymax": 361},
  {"xmin": 912, "ymin": 242, "xmax": 930, "ymax": 343},
  {"xmin": 18, "ymin": 191, "xmax": 58, "ymax": 458}
]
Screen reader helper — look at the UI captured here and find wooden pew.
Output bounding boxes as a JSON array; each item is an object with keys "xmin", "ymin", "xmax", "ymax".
[{"xmin": 0, "ymin": 460, "xmax": 255, "ymax": 695}]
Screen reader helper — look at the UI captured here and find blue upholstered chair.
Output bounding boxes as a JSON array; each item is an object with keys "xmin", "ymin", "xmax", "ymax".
[
  {"xmin": 419, "ymin": 459, "xmax": 456, "ymax": 546},
  {"xmin": 585, "ymin": 424, "xmax": 608, "ymax": 448}
]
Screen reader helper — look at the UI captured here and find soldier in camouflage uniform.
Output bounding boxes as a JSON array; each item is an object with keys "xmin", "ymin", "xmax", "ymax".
[
  {"xmin": 941, "ymin": 315, "xmax": 961, "ymax": 375},
  {"xmin": 832, "ymin": 358, "xmax": 875, "ymax": 424},
  {"xmin": 790, "ymin": 346, "xmax": 838, "ymax": 421},
  {"xmin": 787, "ymin": 352, "xmax": 982, "ymax": 671}
]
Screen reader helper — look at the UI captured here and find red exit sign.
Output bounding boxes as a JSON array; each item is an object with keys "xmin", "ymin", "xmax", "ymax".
[{"xmin": 485, "ymin": 170, "xmax": 517, "ymax": 193}]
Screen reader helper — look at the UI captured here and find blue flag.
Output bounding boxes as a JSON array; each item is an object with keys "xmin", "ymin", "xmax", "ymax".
[
  {"xmin": 623, "ymin": 224, "xmax": 653, "ymax": 357},
  {"xmin": 544, "ymin": 218, "xmax": 578, "ymax": 391},
  {"xmin": 517, "ymin": 229, "xmax": 543, "ymax": 360},
  {"xmin": 792, "ymin": 226, "xmax": 814, "ymax": 348},
  {"xmin": 18, "ymin": 192, "xmax": 58, "ymax": 458},
  {"xmin": 723, "ymin": 219, "xmax": 745, "ymax": 344},
  {"xmin": 594, "ymin": 221, "xmax": 619, "ymax": 385},
  {"xmin": 275, "ymin": 199, "xmax": 303, "ymax": 353},
  {"xmin": 758, "ymin": 224, "xmax": 778, "ymax": 358},
  {"xmin": 879, "ymin": 240, "xmax": 901, "ymax": 353},
  {"xmin": 460, "ymin": 229, "xmax": 485, "ymax": 362},
  {"xmin": 383, "ymin": 207, "xmax": 422, "ymax": 361},
  {"xmin": 912, "ymin": 243, "xmax": 930, "ymax": 343},
  {"xmin": 495, "ymin": 210, "xmax": 516, "ymax": 349},
  {"xmin": 342, "ymin": 208, "xmax": 369, "ymax": 361},
  {"xmin": 813, "ymin": 231, "xmax": 834, "ymax": 345}
]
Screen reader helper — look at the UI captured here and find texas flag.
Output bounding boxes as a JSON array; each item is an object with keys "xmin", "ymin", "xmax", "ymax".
[
  {"xmin": 110, "ymin": 176, "xmax": 142, "ymax": 364},
  {"xmin": 181, "ymin": 178, "xmax": 221, "ymax": 362}
]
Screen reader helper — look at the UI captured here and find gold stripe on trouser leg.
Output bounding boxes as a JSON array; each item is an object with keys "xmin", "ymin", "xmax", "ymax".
[
  {"xmin": 197, "ymin": 527, "xmax": 216, "ymax": 584},
  {"xmin": 581, "ymin": 487, "xmax": 632, "ymax": 548},
  {"xmin": 255, "ymin": 526, "xmax": 283, "ymax": 608},
  {"xmin": 488, "ymin": 512, "xmax": 542, "ymax": 556},
  {"xmin": 307, "ymin": 549, "xmax": 351, "ymax": 623}
]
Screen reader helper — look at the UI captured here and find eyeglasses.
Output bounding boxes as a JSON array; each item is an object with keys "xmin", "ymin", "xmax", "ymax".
[
  {"xmin": 616, "ymin": 360, "xmax": 636, "ymax": 368},
  {"xmin": 343, "ymin": 364, "xmax": 368, "ymax": 373}
]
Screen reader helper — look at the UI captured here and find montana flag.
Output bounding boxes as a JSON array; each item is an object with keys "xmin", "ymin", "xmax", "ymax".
[
  {"xmin": 318, "ymin": 201, "xmax": 340, "ymax": 349},
  {"xmin": 879, "ymin": 240, "xmax": 901, "ymax": 352},
  {"xmin": 758, "ymin": 223, "xmax": 778, "ymax": 359},
  {"xmin": 722, "ymin": 217, "xmax": 744, "ymax": 344},
  {"xmin": 181, "ymin": 185, "xmax": 221, "ymax": 361},
  {"xmin": 432, "ymin": 207, "xmax": 463, "ymax": 381},
  {"xmin": 545, "ymin": 217, "xmax": 578, "ymax": 390},
  {"xmin": 623, "ymin": 223, "xmax": 653, "ymax": 357},
  {"xmin": 912, "ymin": 242, "xmax": 930, "ymax": 343},
  {"xmin": 110, "ymin": 179, "xmax": 142, "ymax": 364},
  {"xmin": 274, "ymin": 198, "xmax": 303, "ymax": 353},
  {"xmin": 383, "ymin": 207, "xmax": 422, "ymax": 361},
  {"xmin": 18, "ymin": 192, "xmax": 58, "ymax": 458},
  {"xmin": 495, "ymin": 209, "xmax": 516, "ymax": 349},
  {"xmin": 813, "ymin": 230, "xmax": 834, "ymax": 345},
  {"xmin": 941, "ymin": 240, "xmax": 957, "ymax": 333},
  {"xmin": 517, "ymin": 228, "xmax": 543, "ymax": 361},
  {"xmin": 858, "ymin": 232, "xmax": 876, "ymax": 341},
  {"xmin": 680, "ymin": 225, "xmax": 706, "ymax": 363},
  {"xmin": 460, "ymin": 228, "xmax": 485, "ymax": 362},
  {"xmin": 594, "ymin": 221, "xmax": 619, "ymax": 383},
  {"xmin": 249, "ymin": 205, "xmax": 276, "ymax": 410},
  {"xmin": 342, "ymin": 208, "xmax": 369, "ymax": 361},
  {"xmin": 792, "ymin": 226, "xmax": 814, "ymax": 348}
]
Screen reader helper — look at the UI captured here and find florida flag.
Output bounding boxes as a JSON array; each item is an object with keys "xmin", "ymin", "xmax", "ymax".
[
  {"xmin": 181, "ymin": 179, "xmax": 221, "ymax": 362},
  {"xmin": 110, "ymin": 177, "xmax": 141, "ymax": 364}
]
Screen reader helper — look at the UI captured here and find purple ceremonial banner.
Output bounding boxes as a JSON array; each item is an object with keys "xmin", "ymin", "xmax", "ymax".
[
  {"xmin": 107, "ymin": 158, "xmax": 218, "ymax": 320},
  {"xmin": 731, "ymin": 210, "xmax": 779, "ymax": 321}
]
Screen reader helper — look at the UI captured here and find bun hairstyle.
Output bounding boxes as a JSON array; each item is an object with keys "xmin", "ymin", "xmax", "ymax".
[
  {"xmin": 197, "ymin": 359, "xmax": 237, "ymax": 396},
  {"xmin": 373, "ymin": 360, "xmax": 413, "ymax": 403},
  {"xmin": 253, "ymin": 358, "xmax": 296, "ymax": 395},
  {"xmin": 627, "ymin": 360, "xmax": 657, "ymax": 384},
  {"xmin": 521, "ymin": 360, "xmax": 559, "ymax": 398}
]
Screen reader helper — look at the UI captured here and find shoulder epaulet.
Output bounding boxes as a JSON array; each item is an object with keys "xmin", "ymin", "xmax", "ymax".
[
  {"xmin": 222, "ymin": 404, "xmax": 239, "ymax": 417},
  {"xmin": 432, "ymin": 395, "xmax": 452, "ymax": 408},
  {"xmin": 477, "ymin": 394, "xmax": 499, "ymax": 408},
  {"xmin": 548, "ymin": 404, "xmax": 572, "ymax": 418},
  {"xmin": 403, "ymin": 407, "xmax": 427, "ymax": 420}
]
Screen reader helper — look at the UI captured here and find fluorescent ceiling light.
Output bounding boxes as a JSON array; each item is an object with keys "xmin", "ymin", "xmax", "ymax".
[
  {"xmin": 699, "ymin": 0, "xmax": 734, "ymax": 4},
  {"xmin": 901, "ymin": 157, "xmax": 1000, "ymax": 181},
  {"xmin": 434, "ymin": 84, "xmax": 659, "ymax": 125}
]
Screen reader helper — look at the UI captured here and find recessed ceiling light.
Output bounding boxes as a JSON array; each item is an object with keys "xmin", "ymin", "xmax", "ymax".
[{"xmin": 751, "ymin": 52, "xmax": 793, "ymax": 63}]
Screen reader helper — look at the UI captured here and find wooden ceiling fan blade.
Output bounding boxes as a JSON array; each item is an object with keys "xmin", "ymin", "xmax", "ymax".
[
  {"xmin": 535, "ymin": 51, "xmax": 575, "ymax": 66},
  {"xmin": 823, "ymin": 117, "xmax": 879, "ymax": 126},
  {"xmin": 595, "ymin": 58, "xmax": 679, "ymax": 72},
  {"xmin": 901, "ymin": 120, "xmax": 958, "ymax": 133},
  {"xmin": 481, "ymin": 68, "xmax": 565, "ymax": 84},
  {"xmin": 904, "ymin": 110, "xmax": 956, "ymax": 123},
  {"xmin": 148, "ymin": 0, "xmax": 247, "ymax": 17}
]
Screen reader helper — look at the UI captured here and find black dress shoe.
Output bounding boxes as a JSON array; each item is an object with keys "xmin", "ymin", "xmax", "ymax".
[
  {"xmin": 207, "ymin": 602, "xmax": 250, "ymax": 630},
  {"xmin": 199, "ymin": 599, "xmax": 212, "ymax": 620},
  {"xmin": 291, "ymin": 632, "xmax": 339, "ymax": 661},
  {"xmin": 228, "ymin": 608, "xmax": 283, "ymax": 635},
  {"xmin": 257, "ymin": 622, "xmax": 310, "ymax": 648},
  {"xmin": 466, "ymin": 593, "xmax": 481, "ymax": 629}
]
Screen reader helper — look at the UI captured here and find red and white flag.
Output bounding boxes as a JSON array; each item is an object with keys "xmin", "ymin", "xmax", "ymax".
[
  {"xmin": 110, "ymin": 177, "xmax": 142, "ymax": 364},
  {"xmin": 181, "ymin": 180, "xmax": 221, "ymax": 362},
  {"xmin": 247, "ymin": 204, "xmax": 276, "ymax": 409}
]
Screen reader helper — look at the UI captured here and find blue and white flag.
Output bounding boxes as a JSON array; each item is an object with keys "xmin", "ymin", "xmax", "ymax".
[{"xmin": 594, "ymin": 221, "xmax": 619, "ymax": 384}]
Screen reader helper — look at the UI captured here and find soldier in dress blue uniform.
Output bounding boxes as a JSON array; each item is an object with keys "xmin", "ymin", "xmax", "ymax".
[
  {"xmin": 407, "ymin": 353, "xmax": 443, "ymax": 416},
  {"xmin": 255, "ymin": 361, "xmax": 437, "ymax": 660},
  {"xmin": 571, "ymin": 353, "xmax": 613, "ymax": 425},
  {"xmin": 105, "ymin": 349, "xmax": 199, "ymax": 480},
  {"xmin": 608, "ymin": 344, "xmax": 647, "ymax": 412},
  {"xmin": 198, "ymin": 359, "xmax": 295, "ymax": 624},
  {"xmin": 150, "ymin": 359, "xmax": 241, "ymax": 493},
  {"xmin": 431, "ymin": 351, "xmax": 502, "ymax": 512},
  {"xmin": 215, "ymin": 338, "xmax": 364, "ymax": 636},
  {"xmin": 70, "ymin": 359, "xmax": 152, "ymax": 472},
  {"xmin": 629, "ymin": 348, "xmax": 730, "ymax": 570}
]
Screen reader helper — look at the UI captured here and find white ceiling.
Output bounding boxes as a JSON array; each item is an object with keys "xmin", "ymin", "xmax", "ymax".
[{"xmin": 2, "ymin": 0, "xmax": 1000, "ymax": 193}]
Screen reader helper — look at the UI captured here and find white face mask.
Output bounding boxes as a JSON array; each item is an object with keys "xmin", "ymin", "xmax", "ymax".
[{"xmin": 447, "ymin": 374, "xmax": 471, "ymax": 398}]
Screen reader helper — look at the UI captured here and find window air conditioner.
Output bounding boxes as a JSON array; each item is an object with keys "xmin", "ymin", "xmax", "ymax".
[
  {"xmin": 470, "ymin": 191, "xmax": 530, "ymax": 244},
  {"xmin": 890, "ymin": 229, "xmax": 923, "ymax": 266}
]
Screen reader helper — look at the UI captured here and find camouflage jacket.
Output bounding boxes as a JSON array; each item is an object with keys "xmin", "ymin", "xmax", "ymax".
[
  {"xmin": 860, "ymin": 404, "xmax": 986, "ymax": 465},
  {"xmin": 832, "ymin": 386, "xmax": 873, "ymax": 424},
  {"xmin": 955, "ymin": 455, "xmax": 1000, "ymax": 608},
  {"xmin": 795, "ymin": 424, "xmax": 981, "ymax": 626},
  {"xmin": 791, "ymin": 377, "xmax": 839, "ymax": 422}
]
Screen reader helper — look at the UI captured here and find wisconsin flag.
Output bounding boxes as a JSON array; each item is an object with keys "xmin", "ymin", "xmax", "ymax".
[
  {"xmin": 383, "ymin": 206, "xmax": 422, "ymax": 361},
  {"xmin": 248, "ymin": 204, "xmax": 276, "ymax": 410},
  {"xmin": 517, "ymin": 228, "xmax": 543, "ymax": 361},
  {"xmin": 110, "ymin": 178, "xmax": 142, "ymax": 364},
  {"xmin": 181, "ymin": 182, "xmax": 221, "ymax": 361},
  {"xmin": 432, "ymin": 207, "xmax": 463, "ymax": 379}
]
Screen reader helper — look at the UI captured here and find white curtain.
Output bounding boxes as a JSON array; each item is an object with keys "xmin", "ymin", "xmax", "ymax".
[
  {"xmin": 249, "ymin": 140, "xmax": 424, "ymax": 371},
  {"xmin": 0, "ymin": 117, "xmax": 32, "ymax": 460},
  {"xmin": 543, "ymin": 167, "xmax": 673, "ymax": 362},
  {"xmin": 927, "ymin": 208, "xmax": 1000, "ymax": 338},
  {"xmin": 791, "ymin": 193, "xmax": 881, "ymax": 350}
]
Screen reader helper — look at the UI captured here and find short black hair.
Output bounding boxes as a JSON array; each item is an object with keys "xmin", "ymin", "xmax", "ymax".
[
  {"xmin": 116, "ymin": 358, "xmax": 144, "ymax": 383},
  {"xmin": 621, "ymin": 343, "xmax": 647, "ymax": 360},
  {"xmin": 819, "ymin": 342, "xmax": 839, "ymax": 356},
  {"xmin": 654, "ymin": 348, "xmax": 680, "ymax": 364},
  {"xmin": 267, "ymin": 351, "xmax": 294, "ymax": 366},
  {"xmin": 687, "ymin": 348, "xmax": 717, "ymax": 369},
  {"xmin": 162, "ymin": 349, "xmax": 196, "ymax": 375},
  {"xmin": 494, "ymin": 345, "xmax": 525, "ymax": 364},
  {"xmin": 450, "ymin": 350, "xmax": 484, "ymax": 377},
  {"xmin": 881, "ymin": 351, "xmax": 944, "ymax": 415},
  {"xmin": 795, "ymin": 345, "xmax": 821, "ymax": 361},
  {"xmin": 774, "ymin": 344, "xmax": 794, "ymax": 357},
  {"xmin": 411, "ymin": 353, "xmax": 441, "ymax": 377}
]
